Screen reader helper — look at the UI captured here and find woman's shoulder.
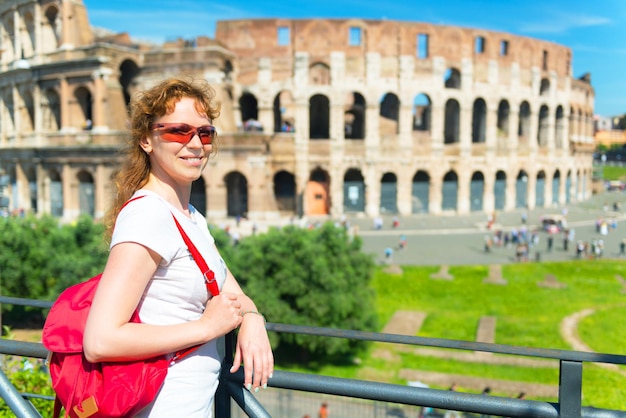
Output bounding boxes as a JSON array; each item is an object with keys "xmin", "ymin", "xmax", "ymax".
[{"xmin": 116, "ymin": 191, "xmax": 174, "ymax": 229}]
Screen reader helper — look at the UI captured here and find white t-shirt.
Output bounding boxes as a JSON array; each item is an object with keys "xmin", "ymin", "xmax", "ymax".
[{"xmin": 110, "ymin": 190, "xmax": 227, "ymax": 417}]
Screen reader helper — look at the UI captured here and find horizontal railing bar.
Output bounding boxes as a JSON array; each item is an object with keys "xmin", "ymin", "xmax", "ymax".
[
  {"xmin": 21, "ymin": 393, "xmax": 55, "ymax": 401},
  {"xmin": 0, "ymin": 340, "xmax": 48, "ymax": 360},
  {"xmin": 224, "ymin": 369, "xmax": 624, "ymax": 418},
  {"xmin": 267, "ymin": 323, "xmax": 626, "ymax": 365},
  {"xmin": 0, "ymin": 296, "xmax": 53, "ymax": 309}
]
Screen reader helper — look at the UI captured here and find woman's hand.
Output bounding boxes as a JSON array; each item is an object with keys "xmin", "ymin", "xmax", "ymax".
[
  {"xmin": 230, "ymin": 312, "xmax": 274, "ymax": 392},
  {"xmin": 199, "ymin": 293, "xmax": 243, "ymax": 338}
]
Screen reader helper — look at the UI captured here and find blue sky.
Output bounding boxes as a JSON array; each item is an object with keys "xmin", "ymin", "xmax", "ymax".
[{"xmin": 84, "ymin": 0, "xmax": 625, "ymax": 117}]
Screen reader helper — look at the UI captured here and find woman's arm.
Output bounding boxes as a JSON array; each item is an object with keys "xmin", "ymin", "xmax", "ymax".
[
  {"xmin": 83, "ymin": 242, "xmax": 243, "ymax": 362},
  {"xmin": 221, "ymin": 264, "xmax": 275, "ymax": 392}
]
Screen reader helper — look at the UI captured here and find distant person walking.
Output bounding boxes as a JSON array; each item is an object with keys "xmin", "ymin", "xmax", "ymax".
[{"xmin": 318, "ymin": 402, "xmax": 329, "ymax": 418}]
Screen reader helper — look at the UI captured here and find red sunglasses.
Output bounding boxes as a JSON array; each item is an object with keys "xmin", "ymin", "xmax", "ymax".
[{"xmin": 150, "ymin": 122, "xmax": 216, "ymax": 145}]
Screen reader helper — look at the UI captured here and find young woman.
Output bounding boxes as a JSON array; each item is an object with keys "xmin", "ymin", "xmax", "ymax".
[{"xmin": 83, "ymin": 77, "xmax": 273, "ymax": 417}]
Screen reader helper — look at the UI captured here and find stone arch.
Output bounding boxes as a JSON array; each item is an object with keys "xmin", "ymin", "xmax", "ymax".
[
  {"xmin": 73, "ymin": 86, "xmax": 93, "ymax": 130},
  {"xmin": 497, "ymin": 99, "xmax": 510, "ymax": 139},
  {"xmin": 412, "ymin": 170, "xmax": 430, "ymax": 213},
  {"xmin": 306, "ymin": 167, "xmax": 330, "ymax": 215},
  {"xmin": 344, "ymin": 168, "xmax": 365, "ymax": 213},
  {"xmin": 472, "ymin": 98, "xmax": 487, "ymax": 143},
  {"xmin": 273, "ymin": 170, "xmax": 296, "ymax": 212},
  {"xmin": 239, "ymin": 92, "xmax": 260, "ymax": 130},
  {"xmin": 538, "ymin": 105, "xmax": 550, "ymax": 147},
  {"xmin": 25, "ymin": 166, "xmax": 37, "ymax": 213},
  {"xmin": 379, "ymin": 92, "xmax": 400, "ymax": 136},
  {"xmin": 444, "ymin": 68, "xmax": 461, "ymax": 89},
  {"xmin": 22, "ymin": 10, "xmax": 36, "ymax": 58},
  {"xmin": 2, "ymin": 17, "xmax": 15, "ymax": 62},
  {"xmin": 42, "ymin": 4, "xmax": 61, "ymax": 51},
  {"xmin": 444, "ymin": 99, "xmax": 460, "ymax": 144},
  {"xmin": 470, "ymin": 171, "xmax": 485, "ymax": 211},
  {"xmin": 516, "ymin": 170, "xmax": 529, "ymax": 208},
  {"xmin": 77, "ymin": 170, "xmax": 94, "ymax": 217},
  {"xmin": 42, "ymin": 88, "xmax": 61, "ymax": 131},
  {"xmin": 380, "ymin": 172, "xmax": 398, "ymax": 214},
  {"xmin": 442, "ymin": 170, "xmax": 458, "ymax": 211},
  {"xmin": 48, "ymin": 168, "xmax": 63, "ymax": 217},
  {"xmin": 412, "ymin": 93, "xmax": 431, "ymax": 132},
  {"xmin": 310, "ymin": 94, "xmax": 330, "ymax": 139},
  {"xmin": 18, "ymin": 87, "xmax": 35, "ymax": 133},
  {"xmin": 552, "ymin": 169, "xmax": 561, "ymax": 205},
  {"xmin": 536, "ymin": 170, "xmax": 546, "ymax": 207},
  {"xmin": 566, "ymin": 169, "xmax": 572, "ymax": 203},
  {"xmin": 494, "ymin": 170, "xmax": 507, "ymax": 210},
  {"xmin": 225, "ymin": 171, "xmax": 248, "ymax": 217},
  {"xmin": 518, "ymin": 101, "xmax": 531, "ymax": 144},
  {"xmin": 345, "ymin": 92, "xmax": 366, "ymax": 139},
  {"xmin": 273, "ymin": 90, "xmax": 296, "ymax": 133}
]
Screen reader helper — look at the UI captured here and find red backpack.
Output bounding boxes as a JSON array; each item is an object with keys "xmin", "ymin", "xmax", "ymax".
[
  {"xmin": 42, "ymin": 201, "xmax": 220, "ymax": 417},
  {"xmin": 42, "ymin": 274, "xmax": 170, "ymax": 418}
]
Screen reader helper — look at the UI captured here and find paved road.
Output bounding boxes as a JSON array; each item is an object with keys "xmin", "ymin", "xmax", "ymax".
[
  {"xmin": 346, "ymin": 190, "xmax": 626, "ymax": 266},
  {"xmin": 223, "ymin": 190, "xmax": 626, "ymax": 267},
  {"xmin": 348, "ymin": 192, "xmax": 626, "ymax": 265}
]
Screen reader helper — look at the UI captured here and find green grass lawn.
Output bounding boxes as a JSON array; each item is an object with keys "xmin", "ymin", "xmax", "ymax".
[
  {"xmin": 288, "ymin": 259, "xmax": 626, "ymax": 411},
  {"xmin": 602, "ymin": 165, "xmax": 626, "ymax": 181}
]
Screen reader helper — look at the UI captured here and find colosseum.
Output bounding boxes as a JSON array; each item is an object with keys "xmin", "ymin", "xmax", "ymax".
[{"xmin": 0, "ymin": 0, "xmax": 596, "ymax": 222}]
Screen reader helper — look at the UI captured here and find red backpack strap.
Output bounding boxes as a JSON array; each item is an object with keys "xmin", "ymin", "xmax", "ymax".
[
  {"xmin": 171, "ymin": 214, "xmax": 220, "ymax": 297},
  {"xmin": 122, "ymin": 195, "xmax": 219, "ymax": 363}
]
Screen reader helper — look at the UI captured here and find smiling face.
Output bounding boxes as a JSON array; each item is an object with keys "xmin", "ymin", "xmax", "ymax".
[{"xmin": 140, "ymin": 97, "xmax": 213, "ymax": 191}]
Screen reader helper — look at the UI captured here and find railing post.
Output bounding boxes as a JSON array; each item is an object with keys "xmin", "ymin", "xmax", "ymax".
[
  {"xmin": 559, "ymin": 359, "xmax": 582, "ymax": 418},
  {"xmin": 215, "ymin": 332, "xmax": 235, "ymax": 418}
]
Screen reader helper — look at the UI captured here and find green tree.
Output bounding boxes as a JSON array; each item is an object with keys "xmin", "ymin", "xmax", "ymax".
[
  {"xmin": 0, "ymin": 214, "xmax": 107, "ymax": 302},
  {"xmin": 227, "ymin": 222, "xmax": 377, "ymax": 363}
]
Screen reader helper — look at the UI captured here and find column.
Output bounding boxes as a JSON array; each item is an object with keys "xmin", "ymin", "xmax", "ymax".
[
  {"xmin": 13, "ymin": 9, "xmax": 20, "ymax": 60},
  {"xmin": 459, "ymin": 100, "xmax": 471, "ymax": 156},
  {"xmin": 11, "ymin": 84, "xmax": 21, "ymax": 140},
  {"xmin": 396, "ymin": 171, "xmax": 412, "ymax": 216},
  {"xmin": 33, "ymin": 82, "xmax": 42, "ymax": 139},
  {"xmin": 94, "ymin": 163, "xmax": 108, "ymax": 219},
  {"xmin": 505, "ymin": 174, "xmax": 516, "ymax": 211},
  {"xmin": 92, "ymin": 69, "xmax": 111, "ymax": 131},
  {"xmin": 527, "ymin": 171, "xmax": 537, "ymax": 210},
  {"xmin": 487, "ymin": 99, "xmax": 500, "ymax": 151},
  {"xmin": 60, "ymin": 0, "xmax": 74, "ymax": 49},
  {"xmin": 429, "ymin": 173, "xmax": 443, "ymax": 215},
  {"xmin": 365, "ymin": 165, "xmax": 380, "ymax": 217},
  {"xmin": 457, "ymin": 171, "xmax": 470, "ymax": 214},
  {"xmin": 398, "ymin": 103, "xmax": 413, "ymax": 149},
  {"xmin": 430, "ymin": 99, "xmax": 445, "ymax": 154},
  {"xmin": 508, "ymin": 103, "xmax": 519, "ymax": 155},
  {"xmin": 59, "ymin": 77, "xmax": 70, "ymax": 131},
  {"xmin": 483, "ymin": 172, "xmax": 495, "ymax": 214}
]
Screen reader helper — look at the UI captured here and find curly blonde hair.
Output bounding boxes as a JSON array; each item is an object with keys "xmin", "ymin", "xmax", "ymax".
[{"xmin": 104, "ymin": 76, "xmax": 221, "ymax": 241}]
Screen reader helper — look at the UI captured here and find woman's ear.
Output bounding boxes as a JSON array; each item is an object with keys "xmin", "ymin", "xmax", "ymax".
[{"xmin": 139, "ymin": 136, "xmax": 152, "ymax": 154}]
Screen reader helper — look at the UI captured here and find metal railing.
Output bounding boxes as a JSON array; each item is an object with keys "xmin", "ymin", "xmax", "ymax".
[{"xmin": 1, "ymin": 295, "xmax": 626, "ymax": 418}]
